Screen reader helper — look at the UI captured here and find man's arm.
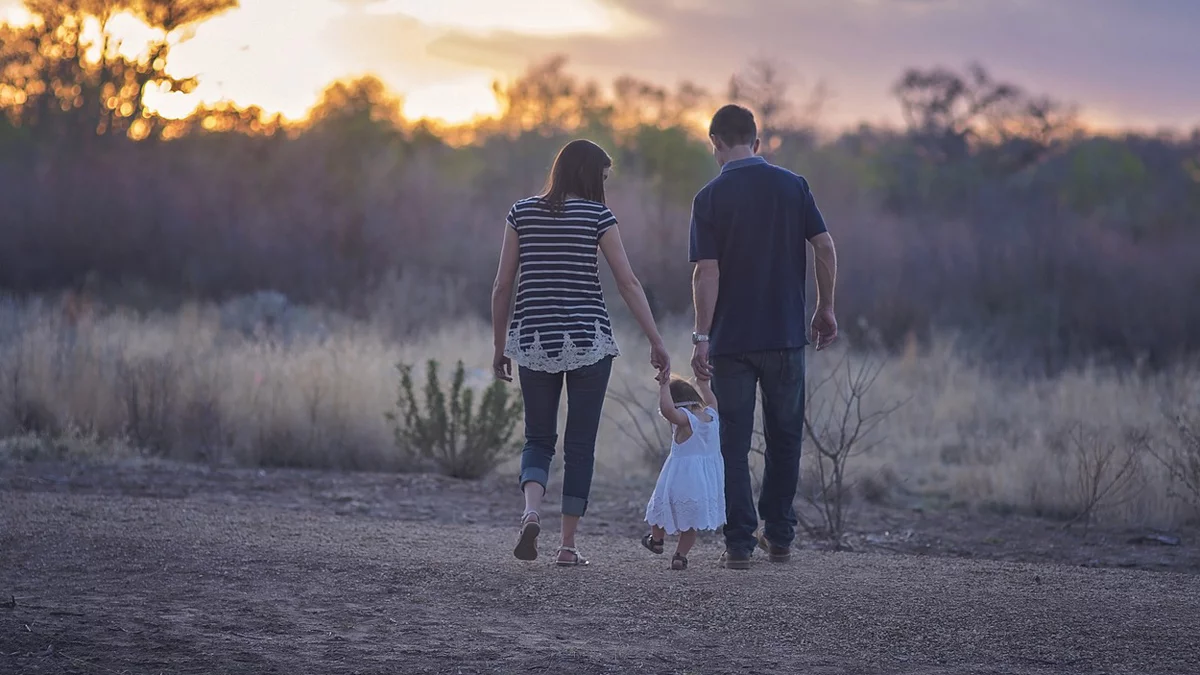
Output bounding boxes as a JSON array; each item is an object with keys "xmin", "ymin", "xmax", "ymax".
[
  {"xmin": 688, "ymin": 188, "xmax": 719, "ymax": 377},
  {"xmin": 799, "ymin": 178, "xmax": 837, "ymax": 349},
  {"xmin": 810, "ymin": 232, "xmax": 837, "ymax": 309},
  {"xmin": 692, "ymin": 260, "xmax": 719, "ymax": 336},
  {"xmin": 808, "ymin": 232, "xmax": 838, "ymax": 349}
]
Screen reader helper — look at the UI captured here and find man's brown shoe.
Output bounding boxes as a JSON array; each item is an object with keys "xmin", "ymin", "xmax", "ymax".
[
  {"xmin": 719, "ymin": 550, "xmax": 752, "ymax": 570},
  {"xmin": 756, "ymin": 532, "xmax": 792, "ymax": 563}
]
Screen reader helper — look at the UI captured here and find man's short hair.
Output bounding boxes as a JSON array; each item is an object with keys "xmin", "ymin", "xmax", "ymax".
[{"xmin": 709, "ymin": 104, "xmax": 757, "ymax": 148}]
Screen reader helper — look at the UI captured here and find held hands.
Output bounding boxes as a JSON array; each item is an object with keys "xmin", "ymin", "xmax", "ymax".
[
  {"xmin": 811, "ymin": 305, "xmax": 838, "ymax": 351},
  {"xmin": 656, "ymin": 368, "xmax": 671, "ymax": 386},
  {"xmin": 650, "ymin": 340, "xmax": 670, "ymax": 381}
]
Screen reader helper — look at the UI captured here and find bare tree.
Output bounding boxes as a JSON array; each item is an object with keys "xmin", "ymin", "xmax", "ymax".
[
  {"xmin": 604, "ymin": 378, "xmax": 671, "ymax": 468},
  {"xmin": 0, "ymin": 0, "xmax": 239, "ymax": 140},
  {"xmin": 729, "ymin": 58, "xmax": 830, "ymax": 155},
  {"xmin": 729, "ymin": 59, "xmax": 792, "ymax": 139},
  {"xmin": 1051, "ymin": 424, "xmax": 1144, "ymax": 535},
  {"xmin": 892, "ymin": 62, "xmax": 1076, "ymax": 169},
  {"xmin": 798, "ymin": 354, "xmax": 907, "ymax": 548},
  {"xmin": 1144, "ymin": 416, "xmax": 1200, "ymax": 515}
]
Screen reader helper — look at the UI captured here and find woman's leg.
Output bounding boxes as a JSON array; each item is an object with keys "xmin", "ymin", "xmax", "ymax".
[
  {"xmin": 517, "ymin": 366, "xmax": 565, "ymax": 512},
  {"xmin": 558, "ymin": 357, "xmax": 613, "ymax": 560}
]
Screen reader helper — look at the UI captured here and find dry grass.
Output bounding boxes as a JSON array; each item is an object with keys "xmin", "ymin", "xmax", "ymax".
[{"xmin": 1, "ymin": 293, "xmax": 1197, "ymax": 529}]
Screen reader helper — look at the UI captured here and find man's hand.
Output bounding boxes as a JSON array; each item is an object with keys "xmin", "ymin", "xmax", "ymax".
[
  {"xmin": 811, "ymin": 306, "xmax": 838, "ymax": 350},
  {"xmin": 691, "ymin": 341, "xmax": 712, "ymax": 379}
]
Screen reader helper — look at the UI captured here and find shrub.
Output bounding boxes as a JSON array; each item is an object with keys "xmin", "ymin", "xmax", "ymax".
[
  {"xmin": 1146, "ymin": 416, "xmax": 1200, "ymax": 518},
  {"xmin": 798, "ymin": 354, "xmax": 906, "ymax": 547},
  {"xmin": 1052, "ymin": 424, "xmax": 1145, "ymax": 534},
  {"xmin": 385, "ymin": 359, "xmax": 523, "ymax": 479}
]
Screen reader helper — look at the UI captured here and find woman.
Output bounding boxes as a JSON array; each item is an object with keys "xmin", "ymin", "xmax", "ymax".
[{"xmin": 491, "ymin": 139, "xmax": 669, "ymax": 567}]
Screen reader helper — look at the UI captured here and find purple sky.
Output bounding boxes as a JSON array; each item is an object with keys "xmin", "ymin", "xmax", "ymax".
[{"xmin": 415, "ymin": 0, "xmax": 1200, "ymax": 130}]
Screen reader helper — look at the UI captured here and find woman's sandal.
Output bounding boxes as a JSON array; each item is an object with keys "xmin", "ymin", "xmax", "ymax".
[
  {"xmin": 641, "ymin": 533, "xmax": 664, "ymax": 555},
  {"xmin": 670, "ymin": 553, "xmax": 688, "ymax": 571},
  {"xmin": 555, "ymin": 546, "xmax": 590, "ymax": 567},
  {"xmin": 513, "ymin": 511, "xmax": 540, "ymax": 561}
]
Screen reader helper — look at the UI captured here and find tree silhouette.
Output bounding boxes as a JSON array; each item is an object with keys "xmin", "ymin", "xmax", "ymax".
[
  {"xmin": 490, "ymin": 55, "xmax": 612, "ymax": 136},
  {"xmin": 728, "ymin": 58, "xmax": 828, "ymax": 155},
  {"xmin": 0, "ymin": 0, "xmax": 238, "ymax": 141},
  {"xmin": 893, "ymin": 63, "xmax": 1076, "ymax": 170}
]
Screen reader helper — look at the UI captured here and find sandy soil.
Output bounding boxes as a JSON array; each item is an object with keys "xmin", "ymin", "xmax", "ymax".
[{"xmin": 2, "ymin": 461, "xmax": 1199, "ymax": 675}]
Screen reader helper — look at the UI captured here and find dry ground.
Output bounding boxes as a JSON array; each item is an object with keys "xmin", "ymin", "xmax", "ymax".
[{"xmin": 2, "ymin": 461, "xmax": 1199, "ymax": 675}]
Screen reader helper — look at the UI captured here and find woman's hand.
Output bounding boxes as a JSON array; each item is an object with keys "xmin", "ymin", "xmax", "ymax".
[
  {"xmin": 650, "ymin": 340, "xmax": 670, "ymax": 380},
  {"xmin": 493, "ymin": 349, "xmax": 513, "ymax": 382}
]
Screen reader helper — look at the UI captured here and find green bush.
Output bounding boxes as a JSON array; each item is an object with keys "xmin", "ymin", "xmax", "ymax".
[{"xmin": 385, "ymin": 359, "xmax": 523, "ymax": 479}]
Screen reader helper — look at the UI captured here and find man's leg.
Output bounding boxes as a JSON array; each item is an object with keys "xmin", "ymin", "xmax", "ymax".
[
  {"xmin": 710, "ymin": 353, "xmax": 759, "ymax": 559},
  {"xmin": 755, "ymin": 348, "xmax": 806, "ymax": 551}
]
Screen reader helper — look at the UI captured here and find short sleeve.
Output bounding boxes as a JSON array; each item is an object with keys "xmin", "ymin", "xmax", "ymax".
[
  {"xmin": 597, "ymin": 206, "xmax": 617, "ymax": 240},
  {"xmin": 676, "ymin": 406, "xmax": 697, "ymax": 429},
  {"xmin": 506, "ymin": 205, "xmax": 518, "ymax": 230},
  {"xmin": 688, "ymin": 188, "xmax": 718, "ymax": 262},
  {"xmin": 801, "ymin": 179, "xmax": 828, "ymax": 240}
]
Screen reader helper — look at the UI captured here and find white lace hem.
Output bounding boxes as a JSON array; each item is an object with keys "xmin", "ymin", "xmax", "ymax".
[
  {"xmin": 504, "ymin": 319, "xmax": 621, "ymax": 373},
  {"xmin": 645, "ymin": 497, "xmax": 726, "ymax": 535}
]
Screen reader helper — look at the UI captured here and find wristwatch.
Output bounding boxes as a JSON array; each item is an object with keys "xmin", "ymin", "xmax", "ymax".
[{"xmin": 691, "ymin": 332, "xmax": 709, "ymax": 345}]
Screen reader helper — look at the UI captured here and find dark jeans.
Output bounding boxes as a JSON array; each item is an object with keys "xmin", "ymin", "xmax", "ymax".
[
  {"xmin": 517, "ymin": 356, "xmax": 613, "ymax": 517},
  {"xmin": 711, "ymin": 348, "xmax": 806, "ymax": 556}
]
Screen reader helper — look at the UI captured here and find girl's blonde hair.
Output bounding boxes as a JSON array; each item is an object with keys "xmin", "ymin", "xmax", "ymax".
[{"xmin": 668, "ymin": 376, "xmax": 704, "ymax": 407}]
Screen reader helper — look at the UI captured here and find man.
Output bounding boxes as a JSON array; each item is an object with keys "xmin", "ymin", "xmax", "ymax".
[{"xmin": 689, "ymin": 104, "xmax": 839, "ymax": 570}]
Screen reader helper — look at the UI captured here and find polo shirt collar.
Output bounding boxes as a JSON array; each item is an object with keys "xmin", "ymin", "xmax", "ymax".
[{"xmin": 720, "ymin": 155, "xmax": 767, "ymax": 173}]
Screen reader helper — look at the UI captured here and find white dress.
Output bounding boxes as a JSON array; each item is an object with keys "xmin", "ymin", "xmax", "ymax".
[{"xmin": 644, "ymin": 406, "xmax": 726, "ymax": 534}]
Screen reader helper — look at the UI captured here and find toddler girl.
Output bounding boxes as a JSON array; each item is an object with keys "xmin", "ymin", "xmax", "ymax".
[{"xmin": 642, "ymin": 372, "xmax": 725, "ymax": 570}]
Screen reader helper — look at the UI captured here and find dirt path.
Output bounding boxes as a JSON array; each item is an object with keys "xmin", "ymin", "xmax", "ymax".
[{"xmin": 2, "ymin": 463, "xmax": 1199, "ymax": 675}]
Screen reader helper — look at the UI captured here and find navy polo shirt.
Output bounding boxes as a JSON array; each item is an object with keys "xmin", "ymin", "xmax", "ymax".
[{"xmin": 688, "ymin": 156, "xmax": 828, "ymax": 357}]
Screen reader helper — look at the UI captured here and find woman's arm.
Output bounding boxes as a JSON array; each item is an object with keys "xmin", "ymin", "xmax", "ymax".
[
  {"xmin": 598, "ymin": 226, "xmax": 665, "ymax": 349},
  {"xmin": 491, "ymin": 225, "xmax": 520, "ymax": 355},
  {"xmin": 695, "ymin": 377, "xmax": 718, "ymax": 411},
  {"xmin": 659, "ymin": 378, "xmax": 690, "ymax": 427}
]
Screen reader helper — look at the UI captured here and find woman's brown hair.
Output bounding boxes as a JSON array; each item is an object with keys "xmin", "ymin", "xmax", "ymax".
[{"xmin": 540, "ymin": 139, "xmax": 612, "ymax": 211}]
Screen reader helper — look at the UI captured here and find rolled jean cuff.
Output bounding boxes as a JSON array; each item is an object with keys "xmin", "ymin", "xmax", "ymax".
[
  {"xmin": 519, "ymin": 467, "xmax": 549, "ymax": 490},
  {"xmin": 561, "ymin": 495, "xmax": 588, "ymax": 517}
]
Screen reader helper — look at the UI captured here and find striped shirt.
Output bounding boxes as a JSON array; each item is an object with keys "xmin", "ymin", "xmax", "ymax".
[{"xmin": 503, "ymin": 196, "xmax": 621, "ymax": 373}]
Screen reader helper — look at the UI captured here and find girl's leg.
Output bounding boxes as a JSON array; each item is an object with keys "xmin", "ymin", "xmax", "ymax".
[
  {"xmin": 642, "ymin": 526, "xmax": 666, "ymax": 554},
  {"xmin": 557, "ymin": 357, "xmax": 613, "ymax": 562},
  {"xmin": 676, "ymin": 529, "xmax": 698, "ymax": 557}
]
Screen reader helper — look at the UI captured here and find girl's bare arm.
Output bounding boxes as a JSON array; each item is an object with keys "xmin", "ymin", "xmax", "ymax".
[
  {"xmin": 659, "ymin": 378, "xmax": 690, "ymax": 427},
  {"xmin": 695, "ymin": 377, "xmax": 718, "ymax": 411}
]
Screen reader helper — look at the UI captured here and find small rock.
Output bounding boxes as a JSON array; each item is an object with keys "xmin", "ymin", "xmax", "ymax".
[{"xmin": 1127, "ymin": 533, "xmax": 1181, "ymax": 546}]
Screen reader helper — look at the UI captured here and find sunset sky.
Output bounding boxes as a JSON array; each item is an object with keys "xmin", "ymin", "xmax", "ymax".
[{"xmin": 3, "ymin": 0, "xmax": 1198, "ymax": 130}]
